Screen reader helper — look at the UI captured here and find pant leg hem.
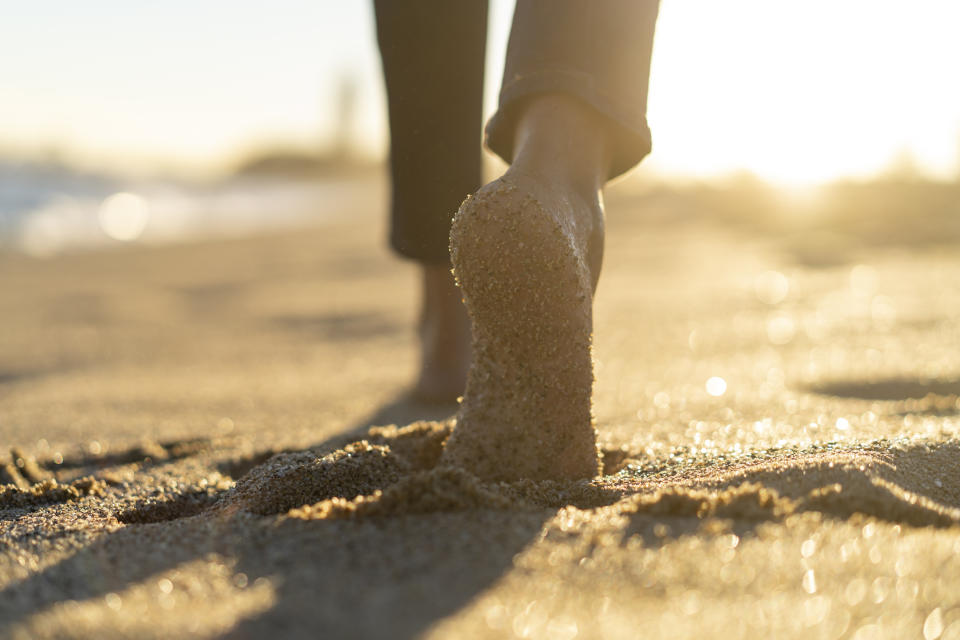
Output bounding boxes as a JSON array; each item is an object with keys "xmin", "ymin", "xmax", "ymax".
[
  {"xmin": 484, "ymin": 70, "xmax": 653, "ymax": 179},
  {"xmin": 390, "ymin": 227, "xmax": 455, "ymax": 266}
]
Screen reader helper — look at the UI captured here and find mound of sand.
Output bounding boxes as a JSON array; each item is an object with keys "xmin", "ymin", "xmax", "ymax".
[{"xmin": 202, "ymin": 421, "xmax": 960, "ymax": 533}]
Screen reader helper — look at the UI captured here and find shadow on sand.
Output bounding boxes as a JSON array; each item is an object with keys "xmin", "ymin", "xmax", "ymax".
[
  {"xmin": 1, "ymin": 393, "xmax": 544, "ymax": 639},
  {"xmin": 3, "ymin": 391, "xmax": 960, "ymax": 637},
  {"xmin": 807, "ymin": 377, "xmax": 960, "ymax": 402}
]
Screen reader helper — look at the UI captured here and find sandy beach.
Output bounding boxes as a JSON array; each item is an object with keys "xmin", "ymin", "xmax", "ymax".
[{"xmin": 2, "ymin": 176, "xmax": 960, "ymax": 639}]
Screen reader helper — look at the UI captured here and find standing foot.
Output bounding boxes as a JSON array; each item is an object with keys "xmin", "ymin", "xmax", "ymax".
[{"xmin": 412, "ymin": 264, "xmax": 471, "ymax": 403}]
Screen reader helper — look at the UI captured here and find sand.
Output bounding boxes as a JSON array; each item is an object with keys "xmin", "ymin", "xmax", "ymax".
[
  {"xmin": 445, "ymin": 176, "xmax": 599, "ymax": 480},
  {"xmin": 2, "ymin": 176, "xmax": 960, "ymax": 639}
]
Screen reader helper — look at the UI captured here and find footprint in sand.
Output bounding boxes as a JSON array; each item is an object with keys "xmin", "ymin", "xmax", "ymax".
[
  {"xmin": 1, "ymin": 438, "xmax": 218, "ymax": 513},
  {"xmin": 22, "ymin": 417, "xmax": 956, "ymax": 536},
  {"xmin": 164, "ymin": 422, "xmax": 960, "ymax": 536}
]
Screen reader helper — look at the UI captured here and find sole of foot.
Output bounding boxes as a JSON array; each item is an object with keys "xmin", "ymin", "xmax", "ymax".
[{"xmin": 440, "ymin": 172, "xmax": 601, "ymax": 481}]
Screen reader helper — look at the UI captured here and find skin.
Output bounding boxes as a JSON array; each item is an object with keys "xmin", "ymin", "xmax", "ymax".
[
  {"xmin": 417, "ymin": 93, "xmax": 612, "ymax": 480},
  {"xmin": 414, "ymin": 94, "xmax": 610, "ymax": 405},
  {"xmin": 412, "ymin": 264, "xmax": 471, "ymax": 402},
  {"xmin": 499, "ymin": 94, "xmax": 610, "ymax": 290}
]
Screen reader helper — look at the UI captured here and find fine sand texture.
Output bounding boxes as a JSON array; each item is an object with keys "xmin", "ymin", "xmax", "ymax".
[
  {"xmin": 444, "ymin": 178, "xmax": 599, "ymax": 481},
  {"xmin": 2, "ymin": 177, "xmax": 960, "ymax": 639}
]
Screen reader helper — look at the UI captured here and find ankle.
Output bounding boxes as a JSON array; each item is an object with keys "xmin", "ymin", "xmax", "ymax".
[
  {"xmin": 421, "ymin": 265, "xmax": 463, "ymax": 325},
  {"xmin": 510, "ymin": 94, "xmax": 611, "ymax": 195},
  {"xmin": 418, "ymin": 265, "xmax": 470, "ymax": 360},
  {"xmin": 414, "ymin": 264, "xmax": 470, "ymax": 401}
]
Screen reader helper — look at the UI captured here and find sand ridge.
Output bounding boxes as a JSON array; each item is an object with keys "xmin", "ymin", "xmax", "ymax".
[
  {"xmin": 176, "ymin": 421, "xmax": 960, "ymax": 532},
  {"xmin": 5, "ymin": 421, "xmax": 960, "ymax": 529},
  {"xmin": 0, "ymin": 476, "xmax": 106, "ymax": 510}
]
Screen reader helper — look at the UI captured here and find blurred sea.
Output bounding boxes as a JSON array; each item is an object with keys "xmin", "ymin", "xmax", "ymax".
[
  {"xmin": 0, "ymin": 160, "xmax": 378, "ymax": 257},
  {"xmin": 5, "ymin": 158, "xmax": 957, "ymax": 261}
]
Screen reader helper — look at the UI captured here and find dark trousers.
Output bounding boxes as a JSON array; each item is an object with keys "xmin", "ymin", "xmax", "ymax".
[{"xmin": 374, "ymin": 0, "xmax": 660, "ymax": 265}]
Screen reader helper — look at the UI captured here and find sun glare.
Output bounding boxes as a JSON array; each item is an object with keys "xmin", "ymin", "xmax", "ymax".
[
  {"xmin": 1, "ymin": 0, "xmax": 958, "ymax": 183},
  {"xmin": 646, "ymin": 0, "xmax": 960, "ymax": 184}
]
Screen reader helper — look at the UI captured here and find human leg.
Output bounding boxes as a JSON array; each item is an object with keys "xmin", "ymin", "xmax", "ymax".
[
  {"xmin": 441, "ymin": 0, "xmax": 660, "ymax": 479},
  {"xmin": 486, "ymin": 0, "xmax": 660, "ymax": 180},
  {"xmin": 373, "ymin": 0, "xmax": 488, "ymax": 400}
]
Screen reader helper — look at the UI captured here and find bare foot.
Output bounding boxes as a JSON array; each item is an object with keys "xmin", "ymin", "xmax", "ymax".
[
  {"xmin": 412, "ymin": 264, "xmax": 471, "ymax": 403},
  {"xmin": 441, "ymin": 95, "xmax": 610, "ymax": 480}
]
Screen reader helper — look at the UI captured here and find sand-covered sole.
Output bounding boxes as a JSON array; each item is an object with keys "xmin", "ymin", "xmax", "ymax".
[{"xmin": 441, "ymin": 179, "xmax": 601, "ymax": 481}]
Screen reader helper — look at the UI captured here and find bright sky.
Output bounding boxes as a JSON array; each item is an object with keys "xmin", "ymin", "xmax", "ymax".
[{"xmin": 2, "ymin": 0, "xmax": 958, "ymax": 184}]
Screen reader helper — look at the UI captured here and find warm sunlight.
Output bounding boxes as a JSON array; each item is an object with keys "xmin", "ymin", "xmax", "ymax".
[
  {"xmin": 5, "ymin": 4, "xmax": 960, "ymax": 638},
  {"xmin": 1, "ymin": 0, "xmax": 958, "ymax": 182},
  {"xmin": 647, "ymin": 0, "xmax": 960, "ymax": 184}
]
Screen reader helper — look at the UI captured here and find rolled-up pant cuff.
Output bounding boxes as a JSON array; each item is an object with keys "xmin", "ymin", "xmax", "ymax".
[{"xmin": 485, "ymin": 71, "xmax": 653, "ymax": 180}]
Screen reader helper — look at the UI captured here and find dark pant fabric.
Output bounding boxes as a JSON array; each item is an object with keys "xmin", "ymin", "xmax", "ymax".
[{"xmin": 374, "ymin": 0, "xmax": 659, "ymax": 265}]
